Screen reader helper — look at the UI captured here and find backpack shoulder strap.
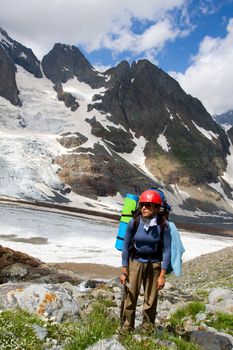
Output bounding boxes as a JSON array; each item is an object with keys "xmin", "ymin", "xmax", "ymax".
[{"xmin": 132, "ymin": 212, "xmax": 140, "ymax": 237}]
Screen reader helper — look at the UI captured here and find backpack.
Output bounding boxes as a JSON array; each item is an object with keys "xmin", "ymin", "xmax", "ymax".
[
  {"xmin": 130, "ymin": 211, "xmax": 172, "ymax": 274},
  {"xmin": 115, "ymin": 190, "xmax": 184, "ymax": 277}
]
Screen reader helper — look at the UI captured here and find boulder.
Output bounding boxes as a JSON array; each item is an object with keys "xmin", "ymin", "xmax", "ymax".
[
  {"xmin": 206, "ymin": 288, "xmax": 233, "ymax": 314},
  {"xmin": 0, "ymin": 283, "xmax": 79, "ymax": 323},
  {"xmin": 85, "ymin": 338, "xmax": 126, "ymax": 350},
  {"xmin": 0, "ymin": 245, "xmax": 82, "ymax": 285},
  {"xmin": 208, "ymin": 288, "xmax": 233, "ymax": 305},
  {"xmin": 185, "ymin": 330, "xmax": 232, "ymax": 350}
]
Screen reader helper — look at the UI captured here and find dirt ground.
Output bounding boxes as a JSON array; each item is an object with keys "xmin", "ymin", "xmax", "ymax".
[{"xmin": 49, "ymin": 262, "xmax": 121, "ymax": 280}]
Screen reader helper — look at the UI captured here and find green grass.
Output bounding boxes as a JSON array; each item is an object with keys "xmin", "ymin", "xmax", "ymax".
[
  {"xmin": 0, "ymin": 309, "xmax": 44, "ymax": 350},
  {"xmin": 121, "ymin": 333, "xmax": 168, "ymax": 350},
  {"xmin": 0, "ymin": 308, "xmax": 83, "ymax": 350},
  {"xmin": 1, "ymin": 299, "xmax": 230, "ymax": 350},
  {"xmin": 205, "ymin": 312, "xmax": 233, "ymax": 336},
  {"xmin": 65, "ymin": 302, "xmax": 118, "ymax": 350},
  {"xmin": 170, "ymin": 301, "xmax": 205, "ymax": 327},
  {"xmin": 120, "ymin": 331, "xmax": 201, "ymax": 350},
  {"xmin": 164, "ymin": 334, "xmax": 201, "ymax": 350},
  {"xmin": 0, "ymin": 302, "xmax": 118, "ymax": 350}
]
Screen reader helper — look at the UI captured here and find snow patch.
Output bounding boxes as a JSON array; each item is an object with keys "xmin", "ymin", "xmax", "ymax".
[
  {"xmin": 208, "ymin": 180, "xmax": 233, "ymax": 208},
  {"xmin": 166, "ymin": 107, "xmax": 174, "ymax": 120},
  {"xmin": 117, "ymin": 132, "xmax": 160, "ymax": 183},
  {"xmin": 118, "ymin": 132, "xmax": 146, "ymax": 167},
  {"xmin": 176, "ymin": 113, "xmax": 190, "ymax": 131},
  {"xmin": 222, "ymin": 137, "xmax": 233, "ymax": 190},
  {"xmin": 192, "ymin": 121, "xmax": 219, "ymax": 142},
  {"xmin": 157, "ymin": 134, "xmax": 170, "ymax": 152},
  {"xmin": 105, "ymin": 75, "xmax": 111, "ymax": 82},
  {"xmin": 0, "ymin": 133, "xmax": 65, "ymax": 201},
  {"xmin": 0, "ymin": 33, "xmax": 12, "ymax": 47},
  {"xmin": 19, "ymin": 52, "xmax": 27, "ymax": 60}
]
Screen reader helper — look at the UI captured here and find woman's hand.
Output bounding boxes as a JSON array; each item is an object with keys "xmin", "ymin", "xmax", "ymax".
[
  {"xmin": 157, "ymin": 268, "xmax": 166, "ymax": 290},
  {"xmin": 157, "ymin": 275, "xmax": 165, "ymax": 290},
  {"xmin": 120, "ymin": 270, "xmax": 128, "ymax": 285}
]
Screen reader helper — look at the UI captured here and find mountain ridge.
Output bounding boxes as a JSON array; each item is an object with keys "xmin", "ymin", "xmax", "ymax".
[{"xmin": 0, "ymin": 27, "xmax": 233, "ymax": 218}]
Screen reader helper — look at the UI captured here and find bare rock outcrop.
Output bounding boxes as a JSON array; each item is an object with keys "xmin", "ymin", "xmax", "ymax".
[{"xmin": 0, "ymin": 245, "xmax": 82, "ymax": 285}]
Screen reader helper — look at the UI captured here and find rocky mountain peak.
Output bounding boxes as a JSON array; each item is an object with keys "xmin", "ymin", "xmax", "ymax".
[
  {"xmin": 0, "ymin": 27, "xmax": 42, "ymax": 79},
  {"xmin": 42, "ymin": 43, "xmax": 105, "ymax": 87},
  {"xmin": 0, "ymin": 44, "xmax": 21, "ymax": 106},
  {"xmin": 0, "ymin": 27, "xmax": 42, "ymax": 106},
  {"xmin": 88, "ymin": 56, "xmax": 230, "ymax": 189}
]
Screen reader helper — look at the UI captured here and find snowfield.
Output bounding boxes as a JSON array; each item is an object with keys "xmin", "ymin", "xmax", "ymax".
[{"xmin": 0, "ymin": 203, "xmax": 232, "ymax": 267}]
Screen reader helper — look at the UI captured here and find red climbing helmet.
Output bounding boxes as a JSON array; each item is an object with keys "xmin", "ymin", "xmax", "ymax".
[{"xmin": 139, "ymin": 190, "xmax": 162, "ymax": 205}]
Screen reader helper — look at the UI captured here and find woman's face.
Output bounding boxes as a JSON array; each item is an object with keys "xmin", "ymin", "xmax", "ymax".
[{"xmin": 140, "ymin": 203, "xmax": 160, "ymax": 218}]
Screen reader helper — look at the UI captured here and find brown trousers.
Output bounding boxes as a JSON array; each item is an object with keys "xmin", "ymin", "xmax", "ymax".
[{"xmin": 121, "ymin": 259, "xmax": 161, "ymax": 331}]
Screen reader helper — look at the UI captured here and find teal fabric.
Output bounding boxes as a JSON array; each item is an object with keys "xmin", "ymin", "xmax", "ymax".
[{"xmin": 169, "ymin": 221, "xmax": 185, "ymax": 277}]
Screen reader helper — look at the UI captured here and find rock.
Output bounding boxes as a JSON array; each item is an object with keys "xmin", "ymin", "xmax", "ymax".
[
  {"xmin": 158, "ymin": 299, "xmax": 173, "ymax": 312},
  {"xmin": 185, "ymin": 330, "xmax": 233, "ymax": 350},
  {"xmin": 168, "ymin": 247, "xmax": 233, "ymax": 292},
  {"xmin": 0, "ymin": 245, "xmax": 42, "ymax": 269},
  {"xmin": 206, "ymin": 288, "xmax": 233, "ymax": 314},
  {"xmin": 42, "ymin": 43, "xmax": 104, "ymax": 88},
  {"xmin": 163, "ymin": 282, "xmax": 176, "ymax": 291},
  {"xmin": 85, "ymin": 338, "xmax": 126, "ymax": 350},
  {"xmin": 0, "ymin": 44, "xmax": 21, "ymax": 106},
  {"xmin": 0, "ymin": 245, "xmax": 83, "ymax": 285},
  {"xmin": 183, "ymin": 319, "xmax": 201, "ymax": 333},
  {"xmin": 1, "ymin": 263, "xmax": 28, "ymax": 279},
  {"xmin": 54, "ymin": 83, "xmax": 79, "ymax": 111},
  {"xmin": 215, "ymin": 332, "xmax": 233, "ymax": 347},
  {"xmin": 58, "ymin": 132, "xmax": 88, "ymax": 148},
  {"xmin": 0, "ymin": 28, "xmax": 42, "ymax": 79},
  {"xmin": 0, "ymin": 283, "xmax": 79, "ymax": 323},
  {"xmin": 85, "ymin": 280, "xmax": 100, "ymax": 289},
  {"xmin": 90, "ymin": 288, "xmax": 115, "ymax": 300},
  {"xmin": 196, "ymin": 313, "xmax": 207, "ymax": 321},
  {"xmin": 32, "ymin": 324, "xmax": 48, "ymax": 340},
  {"xmin": 205, "ymin": 300, "xmax": 233, "ymax": 315},
  {"xmin": 208, "ymin": 288, "xmax": 233, "ymax": 305}
]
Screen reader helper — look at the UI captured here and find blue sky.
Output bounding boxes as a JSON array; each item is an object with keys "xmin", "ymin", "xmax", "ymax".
[
  {"xmin": 83, "ymin": 0, "xmax": 233, "ymax": 74},
  {"xmin": 0, "ymin": 0, "xmax": 233, "ymax": 114}
]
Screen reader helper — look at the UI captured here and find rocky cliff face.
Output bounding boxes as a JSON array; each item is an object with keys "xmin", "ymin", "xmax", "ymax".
[
  {"xmin": 42, "ymin": 43, "xmax": 105, "ymax": 87},
  {"xmin": 0, "ymin": 27, "xmax": 42, "ymax": 78},
  {"xmin": 228, "ymin": 127, "xmax": 233, "ymax": 143},
  {"xmin": 0, "ymin": 27, "xmax": 232, "ymax": 216},
  {"xmin": 89, "ymin": 59, "xmax": 229, "ymax": 185},
  {"xmin": 0, "ymin": 27, "xmax": 42, "ymax": 106},
  {"xmin": 0, "ymin": 44, "xmax": 21, "ymax": 106}
]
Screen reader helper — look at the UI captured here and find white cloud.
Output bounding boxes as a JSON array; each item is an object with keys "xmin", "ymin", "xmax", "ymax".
[
  {"xmin": 100, "ymin": 18, "xmax": 181, "ymax": 60},
  {"xmin": 93, "ymin": 63, "xmax": 112, "ymax": 73},
  {"xmin": 135, "ymin": 19, "xmax": 180, "ymax": 53},
  {"xmin": 0, "ymin": 0, "xmax": 186, "ymax": 60},
  {"xmin": 171, "ymin": 18, "xmax": 233, "ymax": 115}
]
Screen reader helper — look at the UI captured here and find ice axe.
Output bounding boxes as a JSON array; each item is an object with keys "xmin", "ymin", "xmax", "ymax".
[{"xmin": 120, "ymin": 281, "xmax": 131, "ymax": 326}]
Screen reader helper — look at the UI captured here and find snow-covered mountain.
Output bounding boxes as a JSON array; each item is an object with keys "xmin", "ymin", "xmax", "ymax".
[
  {"xmin": 1, "ymin": 27, "xmax": 233, "ymax": 218},
  {"xmin": 213, "ymin": 110, "xmax": 233, "ymax": 127}
]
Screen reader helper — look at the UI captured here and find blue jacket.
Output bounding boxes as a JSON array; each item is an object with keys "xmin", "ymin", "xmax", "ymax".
[
  {"xmin": 122, "ymin": 216, "xmax": 171, "ymax": 270},
  {"xmin": 168, "ymin": 221, "xmax": 185, "ymax": 277}
]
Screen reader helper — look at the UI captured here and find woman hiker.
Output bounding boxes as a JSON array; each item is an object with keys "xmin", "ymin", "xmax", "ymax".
[{"xmin": 119, "ymin": 189, "xmax": 171, "ymax": 333}]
